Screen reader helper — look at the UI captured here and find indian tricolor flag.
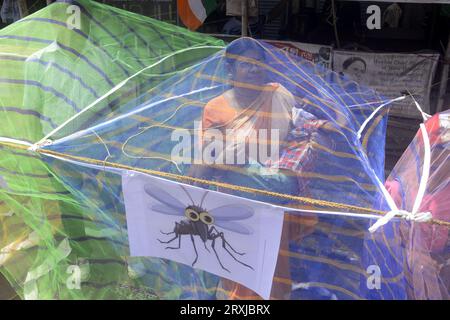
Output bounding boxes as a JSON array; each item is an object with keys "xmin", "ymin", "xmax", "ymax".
[{"xmin": 177, "ymin": 0, "xmax": 217, "ymax": 30}]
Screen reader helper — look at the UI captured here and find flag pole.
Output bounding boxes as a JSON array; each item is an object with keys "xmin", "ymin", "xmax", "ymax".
[
  {"xmin": 18, "ymin": 0, "xmax": 29, "ymax": 18},
  {"xmin": 241, "ymin": 0, "xmax": 248, "ymax": 37},
  {"xmin": 437, "ymin": 33, "xmax": 450, "ymax": 113}
]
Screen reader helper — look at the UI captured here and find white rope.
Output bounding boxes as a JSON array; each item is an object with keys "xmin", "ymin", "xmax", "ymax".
[
  {"xmin": 0, "ymin": 137, "xmax": 33, "ymax": 148},
  {"xmin": 357, "ymin": 95, "xmax": 406, "ymax": 140},
  {"xmin": 28, "ymin": 139, "xmax": 52, "ymax": 152},
  {"xmin": 412, "ymin": 124, "xmax": 431, "ymax": 215},
  {"xmin": 50, "ymin": 84, "xmax": 220, "ymax": 146},
  {"xmin": 409, "ymin": 93, "xmax": 432, "ymax": 122},
  {"xmin": 368, "ymin": 104, "xmax": 433, "ymax": 233}
]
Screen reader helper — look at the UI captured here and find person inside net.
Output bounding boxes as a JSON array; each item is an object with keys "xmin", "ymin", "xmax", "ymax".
[{"xmin": 188, "ymin": 38, "xmax": 337, "ymax": 299}]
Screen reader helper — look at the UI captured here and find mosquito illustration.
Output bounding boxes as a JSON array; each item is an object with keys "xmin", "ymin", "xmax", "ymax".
[{"xmin": 144, "ymin": 183, "xmax": 254, "ymax": 273}]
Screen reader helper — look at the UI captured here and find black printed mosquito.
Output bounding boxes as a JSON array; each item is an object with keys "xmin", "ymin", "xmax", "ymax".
[{"xmin": 144, "ymin": 184, "xmax": 254, "ymax": 272}]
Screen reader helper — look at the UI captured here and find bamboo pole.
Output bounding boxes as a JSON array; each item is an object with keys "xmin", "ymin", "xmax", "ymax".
[
  {"xmin": 17, "ymin": 0, "xmax": 29, "ymax": 18},
  {"xmin": 437, "ymin": 33, "xmax": 450, "ymax": 113},
  {"xmin": 241, "ymin": 0, "xmax": 248, "ymax": 37}
]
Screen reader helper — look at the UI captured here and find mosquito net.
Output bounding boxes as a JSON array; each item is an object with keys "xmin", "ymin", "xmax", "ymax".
[
  {"xmin": 0, "ymin": 0, "xmax": 448, "ymax": 300},
  {"xmin": 385, "ymin": 110, "xmax": 450, "ymax": 300}
]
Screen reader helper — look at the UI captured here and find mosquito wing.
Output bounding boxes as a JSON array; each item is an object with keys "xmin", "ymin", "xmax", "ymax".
[
  {"xmin": 150, "ymin": 204, "xmax": 185, "ymax": 216},
  {"xmin": 214, "ymin": 221, "xmax": 253, "ymax": 235},
  {"xmin": 209, "ymin": 204, "xmax": 254, "ymax": 221},
  {"xmin": 144, "ymin": 184, "xmax": 185, "ymax": 216}
]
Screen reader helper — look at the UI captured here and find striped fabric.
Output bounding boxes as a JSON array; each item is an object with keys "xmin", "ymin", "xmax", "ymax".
[
  {"xmin": 0, "ymin": 0, "xmax": 223, "ymax": 299},
  {"xmin": 0, "ymin": 0, "xmax": 432, "ymax": 300},
  {"xmin": 40, "ymin": 36, "xmax": 407, "ymax": 300}
]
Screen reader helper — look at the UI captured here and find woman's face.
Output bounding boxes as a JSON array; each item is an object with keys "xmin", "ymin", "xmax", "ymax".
[
  {"xmin": 345, "ymin": 61, "xmax": 366, "ymax": 83},
  {"xmin": 231, "ymin": 49, "xmax": 267, "ymax": 87}
]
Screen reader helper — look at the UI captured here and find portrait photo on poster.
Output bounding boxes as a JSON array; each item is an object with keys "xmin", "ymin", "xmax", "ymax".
[{"xmin": 122, "ymin": 171, "xmax": 285, "ymax": 299}]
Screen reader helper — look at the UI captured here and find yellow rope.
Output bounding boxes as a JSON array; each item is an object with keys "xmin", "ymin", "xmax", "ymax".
[
  {"xmin": 42, "ymin": 149, "xmax": 383, "ymax": 214},
  {"xmin": 0, "ymin": 140, "xmax": 383, "ymax": 214},
  {"xmin": 1, "ymin": 140, "xmax": 450, "ymax": 228}
]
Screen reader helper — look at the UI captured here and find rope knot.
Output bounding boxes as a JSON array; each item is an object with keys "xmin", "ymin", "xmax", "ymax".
[
  {"xmin": 369, "ymin": 210, "xmax": 433, "ymax": 233},
  {"xmin": 28, "ymin": 139, "xmax": 53, "ymax": 152}
]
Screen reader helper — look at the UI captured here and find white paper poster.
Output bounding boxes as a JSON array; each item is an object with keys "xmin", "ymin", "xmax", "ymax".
[
  {"xmin": 122, "ymin": 171, "xmax": 284, "ymax": 299},
  {"xmin": 333, "ymin": 50, "xmax": 439, "ymax": 117},
  {"xmin": 226, "ymin": 0, "xmax": 258, "ymax": 17}
]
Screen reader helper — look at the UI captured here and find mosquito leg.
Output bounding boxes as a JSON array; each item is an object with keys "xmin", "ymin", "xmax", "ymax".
[
  {"xmin": 190, "ymin": 234, "xmax": 199, "ymax": 267},
  {"xmin": 210, "ymin": 227, "xmax": 245, "ymax": 255},
  {"xmin": 165, "ymin": 235, "xmax": 182, "ymax": 250},
  {"xmin": 160, "ymin": 222, "xmax": 178, "ymax": 238},
  {"xmin": 211, "ymin": 236, "xmax": 230, "ymax": 273},
  {"xmin": 203, "ymin": 241, "xmax": 210, "ymax": 253},
  {"xmin": 224, "ymin": 239, "xmax": 245, "ymax": 256},
  {"xmin": 220, "ymin": 233, "xmax": 254, "ymax": 270},
  {"xmin": 157, "ymin": 234, "xmax": 178, "ymax": 244}
]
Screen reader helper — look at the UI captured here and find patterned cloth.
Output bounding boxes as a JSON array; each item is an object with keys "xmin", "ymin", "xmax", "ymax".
[{"xmin": 268, "ymin": 107, "xmax": 328, "ymax": 173}]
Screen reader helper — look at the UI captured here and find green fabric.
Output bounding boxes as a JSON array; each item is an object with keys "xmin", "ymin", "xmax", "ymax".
[
  {"xmin": 202, "ymin": 0, "xmax": 218, "ymax": 15},
  {"xmin": 441, "ymin": 4, "xmax": 450, "ymax": 17},
  {"xmin": 0, "ymin": 0, "xmax": 224, "ymax": 299}
]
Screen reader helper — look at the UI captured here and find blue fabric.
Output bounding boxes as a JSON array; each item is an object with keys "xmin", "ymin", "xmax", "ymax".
[{"xmin": 43, "ymin": 38, "xmax": 408, "ymax": 299}]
